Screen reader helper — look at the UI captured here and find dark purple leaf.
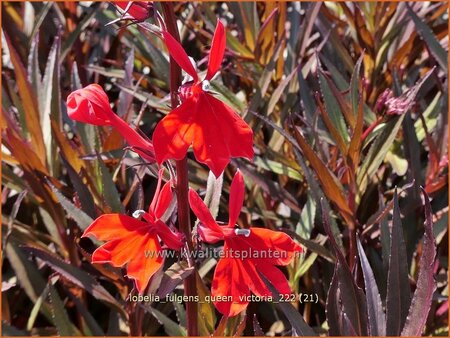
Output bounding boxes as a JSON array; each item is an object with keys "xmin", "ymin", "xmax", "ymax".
[
  {"xmin": 357, "ymin": 238, "xmax": 386, "ymax": 336},
  {"xmin": 325, "ymin": 267, "xmax": 341, "ymax": 336},
  {"xmin": 61, "ymin": 157, "xmax": 97, "ymax": 219},
  {"xmin": 156, "ymin": 261, "xmax": 194, "ymax": 298},
  {"xmin": 401, "ymin": 188, "xmax": 437, "ymax": 336},
  {"xmin": 252, "ymin": 314, "xmax": 264, "ymax": 336},
  {"xmin": 23, "ymin": 247, "xmax": 125, "ymax": 318},
  {"xmin": 386, "ymin": 189, "xmax": 411, "ymax": 335},
  {"xmin": 322, "ymin": 200, "xmax": 368, "ymax": 336},
  {"xmin": 259, "ymin": 272, "xmax": 316, "ymax": 336},
  {"xmin": 342, "ymin": 312, "xmax": 358, "ymax": 336}
]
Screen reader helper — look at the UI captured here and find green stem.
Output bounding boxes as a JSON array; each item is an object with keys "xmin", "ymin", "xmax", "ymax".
[{"xmin": 161, "ymin": 3, "xmax": 198, "ymax": 336}]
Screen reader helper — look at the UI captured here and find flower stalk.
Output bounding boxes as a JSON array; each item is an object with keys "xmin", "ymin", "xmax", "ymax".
[{"xmin": 161, "ymin": 3, "xmax": 198, "ymax": 336}]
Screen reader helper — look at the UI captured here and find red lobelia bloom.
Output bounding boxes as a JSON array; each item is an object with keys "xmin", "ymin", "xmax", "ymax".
[
  {"xmin": 152, "ymin": 21, "xmax": 254, "ymax": 177},
  {"xmin": 113, "ymin": 1, "xmax": 153, "ymax": 22},
  {"xmin": 82, "ymin": 169, "xmax": 184, "ymax": 293},
  {"xmin": 67, "ymin": 84, "xmax": 155, "ymax": 163},
  {"xmin": 188, "ymin": 171, "xmax": 302, "ymax": 316}
]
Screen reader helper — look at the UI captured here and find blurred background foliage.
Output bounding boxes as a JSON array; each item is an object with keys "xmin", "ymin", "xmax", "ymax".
[{"xmin": 1, "ymin": 1, "xmax": 448, "ymax": 336}]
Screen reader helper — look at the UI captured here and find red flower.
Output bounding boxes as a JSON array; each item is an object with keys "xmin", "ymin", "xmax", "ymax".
[
  {"xmin": 152, "ymin": 21, "xmax": 254, "ymax": 177},
  {"xmin": 67, "ymin": 84, "xmax": 155, "ymax": 163},
  {"xmin": 188, "ymin": 171, "xmax": 302, "ymax": 316},
  {"xmin": 82, "ymin": 169, "xmax": 184, "ymax": 293},
  {"xmin": 114, "ymin": 1, "xmax": 153, "ymax": 22}
]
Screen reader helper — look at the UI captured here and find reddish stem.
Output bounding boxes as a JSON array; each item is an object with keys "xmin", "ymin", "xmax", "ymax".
[
  {"xmin": 361, "ymin": 116, "xmax": 383, "ymax": 142},
  {"xmin": 161, "ymin": 3, "xmax": 198, "ymax": 336}
]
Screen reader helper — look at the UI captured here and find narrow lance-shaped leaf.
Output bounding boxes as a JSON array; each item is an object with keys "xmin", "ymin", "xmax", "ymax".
[
  {"xmin": 96, "ymin": 152, "xmax": 125, "ymax": 213},
  {"xmin": 350, "ymin": 53, "xmax": 364, "ymax": 118},
  {"xmin": 40, "ymin": 34, "xmax": 61, "ymax": 176},
  {"xmin": 386, "ymin": 189, "xmax": 411, "ymax": 335},
  {"xmin": 267, "ymin": 64, "xmax": 299, "ymax": 116},
  {"xmin": 316, "ymin": 92, "xmax": 348, "ymax": 155},
  {"xmin": 68, "ymin": 293, "xmax": 105, "ymax": 336},
  {"xmin": 347, "ymin": 93, "xmax": 364, "ymax": 169},
  {"xmin": 3, "ymin": 32, "xmax": 46, "ymax": 164},
  {"xmin": 150, "ymin": 307, "xmax": 187, "ymax": 336},
  {"xmin": 253, "ymin": 315, "xmax": 264, "ymax": 336},
  {"xmin": 326, "ymin": 267, "xmax": 340, "ymax": 335},
  {"xmin": 196, "ymin": 272, "xmax": 216, "ymax": 336},
  {"xmin": 318, "ymin": 68, "xmax": 350, "ymax": 142},
  {"xmin": 48, "ymin": 284, "xmax": 81, "ymax": 336},
  {"xmin": 259, "ymin": 272, "xmax": 317, "ymax": 336},
  {"xmin": 48, "ymin": 181, "xmax": 93, "ymax": 230},
  {"xmin": 290, "ymin": 125, "xmax": 354, "ymax": 228},
  {"xmin": 406, "ymin": 4, "xmax": 447, "ymax": 72},
  {"xmin": 401, "ymin": 188, "xmax": 437, "ymax": 336},
  {"xmin": 357, "ymin": 238, "xmax": 386, "ymax": 336},
  {"xmin": 322, "ymin": 200, "xmax": 368, "ymax": 336},
  {"xmin": 24, "ymin": 247, "xmax": 126, "ymax": 317}
]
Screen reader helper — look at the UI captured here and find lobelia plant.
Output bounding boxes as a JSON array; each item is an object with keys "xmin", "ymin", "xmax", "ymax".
[
  {"xmin": 65, "ymin": 3, "xmax": 301, "ymax": 335},
  {"xmin": 2, "ymin": 1, "xmax": 446, "ymax": 337}
]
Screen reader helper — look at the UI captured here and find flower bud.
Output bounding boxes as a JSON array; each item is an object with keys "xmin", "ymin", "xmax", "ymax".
[
  {"xmin": 67, "ymin": 84, "xmax": 114, "ymax": 125},
  {"xmin": 115, "ymin": 1, "xmax": 153, "ymax": 22}
]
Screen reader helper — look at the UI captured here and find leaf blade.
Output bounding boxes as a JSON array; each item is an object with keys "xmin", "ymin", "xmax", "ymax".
[{"xmin": 401, "ymin": 189, "xmax": 437, "ymax": 336}]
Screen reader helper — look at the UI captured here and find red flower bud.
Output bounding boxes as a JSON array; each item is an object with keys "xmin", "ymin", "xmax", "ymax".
[
  {"xmin": 67, "ymin": 84, "xmax": 114, "ymax": 125},
  {"xmin": 114, "ymin": 1, "xmax": 153, "ymax": 22},
  {"xmin": 67, "ymin": 84, "xmax": 155, "ymax": 163}
]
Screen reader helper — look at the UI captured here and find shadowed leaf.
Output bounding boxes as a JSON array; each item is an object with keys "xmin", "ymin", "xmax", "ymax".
[
  {"xmin": 357, "ymin": 238, "xmax": 386, "ymax": 336},
  {"xmin": 150, "ymin": 307, "xmax": 187, "ymax": 336},
  {"xmin": 48, "ymin": 284, "xmax": 81, "ymax": 336},
  {"xmin": 386, "ymin": 190, "xmax": 411, "ymax": 335},
  {"xmin": 401, "ymin": 188, "xmax": 437, "ymax": 336},
  {"xmin": 156, "ymin": 261, "xmax": 194, "ymax": 298},
  {"xmin": 406, "ymin": 4, "xmax": 447, "ymax": 72},
  {"xmin": 322, "ymin": 201, "xmax": 368, "ymax": 336},
  {"xmin": 3, "ymin": 32, "xmax": 46, "ymax": 164},
  {"xmin": 24, "ymin": 247, "xmax": 126, "ymax": 317},
  {"xmin": 290, "ymin": 125, "xmax": 354, "ymax": 228},
  {"xmin": 48, "ymin": 181, "xmax": 93, "ymax": 230},
  {"xmin": 259, "ymin": 273, "xmax": 316, "ymax": 336}
]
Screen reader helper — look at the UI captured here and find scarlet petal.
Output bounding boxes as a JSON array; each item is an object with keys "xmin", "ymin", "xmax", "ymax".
[
  {"xmin": 188, "ymin": 189, "xmax": 224, "ymax": 243},
  {"xmin": 152, "ymin": 97, "xmax": 197, "ymax": 164},
  {"xmin": 205, "ymin": 21, "xmax": 226, "ymax": 81},
  {"xmin": 115, "ymin": 2, "xmax": 151, "ymax": 21},
  {"xmin": 227, "ymin": 228, "xmax": 301, "ymax": 265},
  {"xmin": 153, "ymin": 181, "xmax": 173, "ymax": 220},
  {"xmin": 211, "ymin": 258, "xmax": 250, "ymax": 317},
  {"xmin": 91, "ymin": 234, "xmax": 146, "ymax": 267},
  {"xmin": 228, "ymin": 170, "xmax": 245, "ymax": 227},
  {"xmin": 162, "ymin": 31, "xmax": 198, "ymax": 81},
  {"xmin": 149, "ymin": 168, "xmax": 165, "ymax": 215},
  {"xmin": 82, "ymin": 214, "xmax": 150, "ymax": 241},
  {"xmin": 126, "ymin": 235, "xmax": 164, "ymax": 294},
  {"xmin": 256, "ymin": 264, "xmax": 292, "ymax": 296},
  {"xmin": 192, "ymin": 93, "xmax": 254, "ymax": 177},
  {"xmin": 154, "ymin": 220, "xmax": 185, "ymax": 250},
  {"xmin": 235, "ymin": 259, "xmax": 272, "ymax": 298}
]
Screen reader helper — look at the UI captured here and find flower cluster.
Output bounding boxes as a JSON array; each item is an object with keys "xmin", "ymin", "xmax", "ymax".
[{"xmin": 67, "ymin": 4, "xmax": 301, "ymax": 317}]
